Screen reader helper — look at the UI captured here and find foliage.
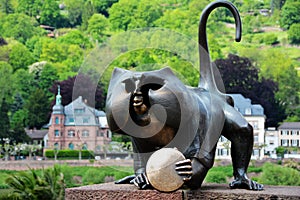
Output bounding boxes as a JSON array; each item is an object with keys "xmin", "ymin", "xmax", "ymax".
[
  {"xmin": 259, "ymin": 162, "xmax": 300, "ymax": 186},
  {"xmin": 8, "ymin": 42, "xmax": 35, "ymax": 71},
  {"xmin": 205, "ymin": 171, "xmax": 227, "ymax": 183},
  {"xmin": 57, "ymin": 29, "xmax": 92, "ymax": 49},
  {"xmin": 0, "ymin": 0, "xmax": 14, "ymax": 14},
  {"xmin": 87, "ymin": 13, "xmax": 109, "ymax": 42},
  {"xmin": 45, "ymin": 149, "xmax": 94, "ymax": 159},
  {"xmin": 0, "ymin": 61, "xmax": 14, "ymax": 103},
  {"xmin": 24, "ymin": 88, "xmax": 50, "ymax": 129},
  {"xmin": 215, "ymin": 54, "xmax": 285, "ymax": 127},
  {"xmin": 280, "ymin": 1, "xmax": 300, "ymax": 29},
  {"xmin": 263, "ymin": 33, "xmax": 279, "ymax": 45},
  {"xmin": 39, "ymin": 0, "xmax": 63, "ymax": 28},
  {"xmin": 0, "ymin": 98, "xmax": 10, "ymax": 141},
  {"xmin": 0, "ymin": 13, "xmax": 43, "ymax": 43},
  {"xmin": 288, "ymin": 23, "xmax": 300, "ymax": 44},
  {"xmin": 49, "ymin": 74, "xmax": 105, "ymax": 109},
  {"xmin": 5, "ymin": 165, "xmax": 65, "ymax": 200}
]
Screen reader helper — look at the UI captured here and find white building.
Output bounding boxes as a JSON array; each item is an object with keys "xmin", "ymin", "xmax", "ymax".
[
  {"xmin": 264, "ymin": 127, "xmax": 279, "ymax": 158},
  {"xmin": 216, "ymin": 94, "xmax": 266, "ymax": 160}
]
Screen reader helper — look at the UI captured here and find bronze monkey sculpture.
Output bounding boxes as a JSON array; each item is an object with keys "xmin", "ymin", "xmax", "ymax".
[{"xmin": 106, "ymin": 0, "xmax": 263, "ymax": 191}]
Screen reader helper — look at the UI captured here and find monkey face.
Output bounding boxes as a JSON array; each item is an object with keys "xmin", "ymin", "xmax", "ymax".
[{"xmin": 106, "ymin": 67, "xmax": 186, "ymax": 134}]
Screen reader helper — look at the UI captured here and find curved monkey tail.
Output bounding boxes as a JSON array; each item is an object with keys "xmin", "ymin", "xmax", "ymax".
[{"xmin": 198, "ymin": 0, "xmax": 242, "ymax": 91}]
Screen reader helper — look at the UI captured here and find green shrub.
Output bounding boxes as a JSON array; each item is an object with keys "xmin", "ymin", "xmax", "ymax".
[
  {"xmin": 205, "ymin": 171, "xmax": 227, "ymax": 183},
  {"xmin": 45, "ymin": 150, "xmax": 94, "ymax": 159},
  {"xmin": 288, "ymin": 23, "xmax": 300, "ymax": 44},
  {"xmin": 264, "ymin": 33, "xmax": 279, "ymax": 45},
  {"xmin": 0, "ymin": 189, "xmax": 14, "ymax": 200},
  {"xmin": 259, "ymin": 163, "xmax": 300, "ymax": 186}
]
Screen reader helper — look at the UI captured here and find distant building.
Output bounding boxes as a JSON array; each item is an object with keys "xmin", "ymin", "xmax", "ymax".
[
  {"xmin": 278, "ymin": 122, "xmax": 300, "ymax": 148},
  {"xmin": 47, "ymin": 86, "xmax": 111, "ymax": 153},
  {"xmin": 216, "ymin": 94, "xmax": 266, "ymax": 160},
  {"xmin": 25, "ymin": 129, "xmax": 48, "ymax": 147},
  {"xmin": 264, "ymin": 127, "xmax": 279, "ymax": 158}
]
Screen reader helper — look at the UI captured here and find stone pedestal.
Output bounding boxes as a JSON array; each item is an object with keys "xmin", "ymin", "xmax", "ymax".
[{"xmin": 65, "ymin": 182, "xmax": 300, "ymax": 200}]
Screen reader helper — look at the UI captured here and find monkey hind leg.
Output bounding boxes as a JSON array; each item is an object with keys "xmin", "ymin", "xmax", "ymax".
[{"xmin": 222, "ymin": 108, "xmax": 263, "ymax": 190}]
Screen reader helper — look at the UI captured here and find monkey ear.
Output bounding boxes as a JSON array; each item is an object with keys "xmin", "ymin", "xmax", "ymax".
[
  {"xmin": 111, "ymin": 67, "xmax": 127, "ymax": 78},
  {"xmin": 159, "ymin": 66, "xmax": 175, "ymax": 76}
]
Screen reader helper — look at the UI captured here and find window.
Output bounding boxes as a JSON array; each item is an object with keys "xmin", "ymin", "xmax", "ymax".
[
  {"xmin": 222, "ymin": 149, "xmax": 228, "ymax": 156},
  {"xmin": 96, "ymin": 145, "xmax": 101, "ymax": 152},
  {"xmin": 83, "ymin": 117, "xmax": 90, "ymax": 123},
  {"xmin": 54, "ymin": 130, "xmax": 60, "ymax": 137},
  {"xmin": 291, "ymin": 130, "xmax": 298, "ymax": 136},
  {"xmin": 252, "ymin": 149, "xmax": 259, "ymax": 156},
  {"xmin": 252, "ymin": 121, "xmax": 258, "ymax": 130},
  {"xmin": 69, "ymin": 143, "xmax": 74, "ymax": 150},
  {"xmin": 55, "ymin": 117, "xmax": 59, "ymax": 124},
  {"xmin": 269, "ymin": 140, "xmax": 274, "ymax": 145},
  {"xmin": 54, "ymin": 142, "xmax": 59, "ymax": 150},
  {"xmin": 291, "ymin": 140, "xmax": 298, "ymax": 147},
  {"xmin": 68, "ymin": 130, "xmax": 75, "ymax": 137},
  {"xmin": 254, "ymin": 135, "xmax": 259, "ymax": 142},
  {"xmin": 69, "ymin": 118, "xmax": 75, "ymax": 123},
  {"xmin": 281, "ymin": 139, "xmax": 289, "ymax": 147},
  {"xmin": 245, "ymin": 108, "xmax": 252, "ymax": 115},
  {"xmin": 281, "ymin": 130, "xmax": 288, "ymax": 135},
  {"xmin": 96, "ymin": 130, "xmax": 103, "ymax": 137},
  {"xmin": 82, "ymin": 130, "xmax": 89, "ymax": 137},
  {"xmin": 82, "ymin": 143, "xmax": 88, "ymax": 150},
  {"xmin": 75, "ymin": 108, "xmax": 85, "ymax": 114}
]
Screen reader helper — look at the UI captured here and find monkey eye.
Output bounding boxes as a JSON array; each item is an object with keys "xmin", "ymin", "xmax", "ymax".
[{"xmin": 123, "ymin": 79, "xmax": 136, "ymax": 93}]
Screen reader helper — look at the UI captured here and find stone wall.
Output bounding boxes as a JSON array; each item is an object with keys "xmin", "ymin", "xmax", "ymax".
[{"xmin": 65, "ymin": 182, "xmax": 300, "ymax": 200}]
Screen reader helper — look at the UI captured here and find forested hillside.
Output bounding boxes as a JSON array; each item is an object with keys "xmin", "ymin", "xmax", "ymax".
[{"xmin": 0, "ymin": 0, "xmax": 299, "ymax": 142}]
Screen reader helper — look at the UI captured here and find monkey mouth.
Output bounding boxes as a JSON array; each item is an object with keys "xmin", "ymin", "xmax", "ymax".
[
  {"xmin": 132, "ymin": 92, "xmax": 149, "ymax": 116},
  {"xmin": 133, "ymin": 92, "xmax": 144, "ymax": 107}
]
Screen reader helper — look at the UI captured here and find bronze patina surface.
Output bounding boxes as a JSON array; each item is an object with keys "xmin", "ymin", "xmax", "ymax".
[{"xmin": 107, "ymin": 0, "xmax": 263, "ymax": 192}]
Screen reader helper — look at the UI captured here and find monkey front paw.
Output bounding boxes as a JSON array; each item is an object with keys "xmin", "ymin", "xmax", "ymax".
[
  {"xmin": 229, "ymin": 176, "xmax": 263, "ymax": 191},
  {"xmin": 175, "ymin": 159, "xmax": 193, "ymax": 182},
  {"xmin": 130, "ymin": 173, "xmax": 152, "ymax": 189}
]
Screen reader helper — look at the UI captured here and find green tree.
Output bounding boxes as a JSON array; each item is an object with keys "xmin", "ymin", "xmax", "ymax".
[
  {"xmin": 9, "ymin": 42, "xmax": 35, "ymax": 71},
  {"xmin": 57, "ymin": 29, "xmax": 92, "ymax": 49},
  {"xmin": 0, "ymin": 13, "xmax": 43, "ymax": 43},
  {"xmin": 39, "ymin": 63, "xmax": 59, "ymax": 98},
  {"xmin": 288, "ymin": 23, "xmax": 300, "ymax": 44},
  {"xmin": 0, "ymin": 0, "xmax": 14, "ymax": 14},
  {"xmin": 16, "ymin": 0, "xmax": 42, "ymax": 17},
  {"xmin": 40, "ymin": 41, "xmax": 68, "ymax": 63},
  {"xmin": 109, "ymin": 0, "xmax": 139, "ymax": 31},
  {"xmin": 0, "ymin": 61, "xmax": 14, "ymax": 102},
  {"xmin": 39, "ymin": 0, "xmax": 62, "ymax": 27},
  {"xmin": 62, "ymin": 44, "xmax": 84, "ymax": 72},
  {"xmin": 87, "ymin": 13, "xmax": 109, "ymax": 42},
  {"xmin": 24, "ymin": 88, "xmax": 50, "ymax": 129},
  {"xmin": 276, "ymin": 65, "xmax": 300, "ymax": 120},
  {"xmin": 280, "ymin": 1, "xmax": 300, "ymax": 29},
  {"xmin": 92, "ymin": 0, "xmax": 118, "ymax": 17},
  {"xmin": 13, "ymin": 68, "xmax": 37, "ymax": 100},
  {"xmin": 64, "ymin": 0, "xmax": 84, "ymax": 27},
  {"xmin": 0, "ymin": 98, "xmax": 10, "ymax": 141},
  {"xmin": 81, "ymin": 0, "xmax": 95, "ymax": 31}
]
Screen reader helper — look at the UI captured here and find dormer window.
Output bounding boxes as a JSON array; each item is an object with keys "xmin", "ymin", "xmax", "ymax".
[
  {"xmin": 75, "ymin": 108, "xmax": 85, "ymax": 114},
  {"xmin": 245, "ymin": 108, "xmax": 251, "ymax": 115}
]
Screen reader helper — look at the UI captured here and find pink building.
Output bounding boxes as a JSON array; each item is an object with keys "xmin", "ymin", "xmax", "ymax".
[{"xmin": 47, "ymin": 86, "xmax": 111, "ymax": 153}]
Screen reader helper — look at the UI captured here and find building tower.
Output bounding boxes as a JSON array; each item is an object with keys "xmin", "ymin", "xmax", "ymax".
[{"xmin": 48, "ymin": 85, "xmax": 65, "ymax": 149}]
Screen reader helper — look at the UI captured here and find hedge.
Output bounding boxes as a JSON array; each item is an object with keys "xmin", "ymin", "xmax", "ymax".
[{"xmin": 45, "ymin": 150, "xmax": 94, "ymax": 159}]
